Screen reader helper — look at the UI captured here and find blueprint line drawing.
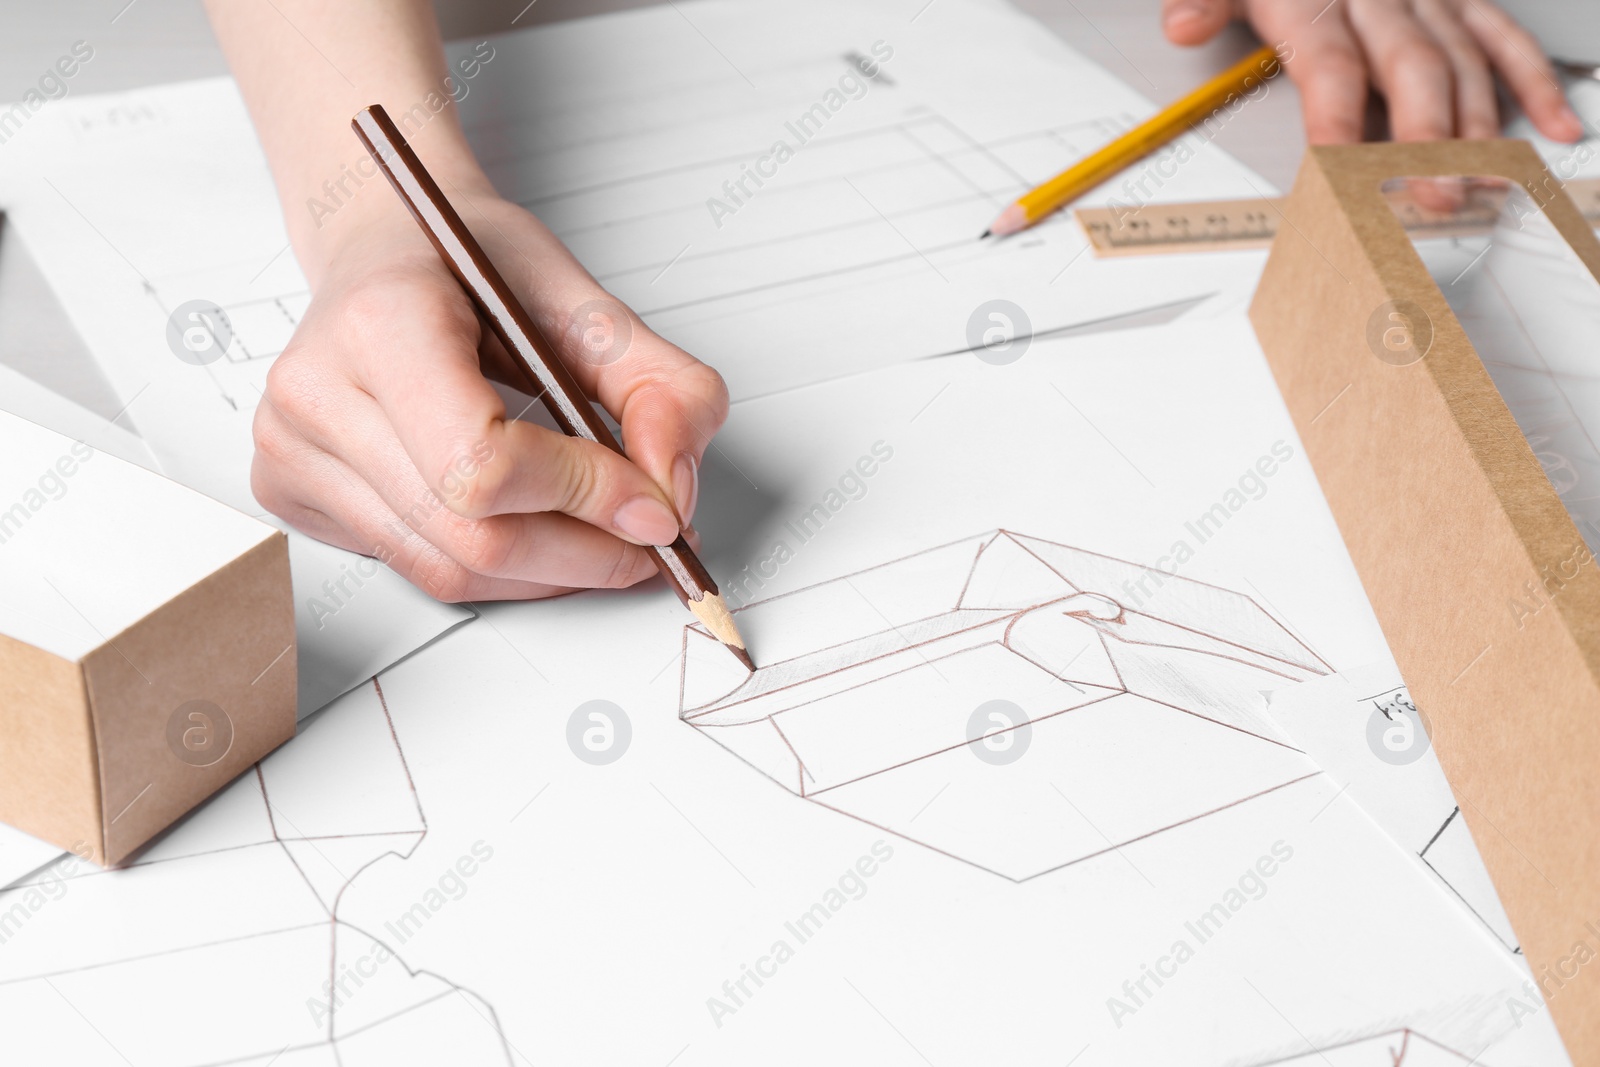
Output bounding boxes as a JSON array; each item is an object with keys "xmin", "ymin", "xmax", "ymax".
[
  {"xmin": 488, "ymin": 109, "xmax": 1136, "ymax": 316},
  {"xmin": 0, "ymin": 678, "xmax": 512, "ymax": 1066},
  {"xmin": 165, "ymin": 109, "xmax": 1143, "ymax": 411},
  {"xmin": 1265, "ymin": 669, "xmax": 1528, "ymax": 962},
  {"xmin": 1418, "ymin": 806, "xmax": 1521, "ymax": 954},
  {"xmin": 680, "ymin": 530, "xmax": 1331, "ymax": 881},
  {"xmin": 1357, "ymin": 683, "xmax": 1521, "ymax": 954},
  {"xmin": 1241, "ymin": 1027, "xmax": 1491, "ymax": 1066},
  {"xmin": 198, "ymin": 290, "xmax": 311, "ymax": 363}
]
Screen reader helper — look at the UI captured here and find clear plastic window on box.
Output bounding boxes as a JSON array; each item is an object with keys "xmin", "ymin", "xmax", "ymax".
[{"xmin": 1385, "ymin": 175, "xmax": 1600, "ymax": 548}]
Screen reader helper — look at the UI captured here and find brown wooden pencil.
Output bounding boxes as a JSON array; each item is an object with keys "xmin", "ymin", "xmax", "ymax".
[{"xmin": 351, "ymin": 103, "xmax": 754, "ymax": 672}]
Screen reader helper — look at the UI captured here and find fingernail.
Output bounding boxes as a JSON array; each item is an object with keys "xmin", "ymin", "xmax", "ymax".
[
  {"xmin": 671, "ymin": 451, "xmax": 700, "ymax": 524},
  {"xmin": 1561, "ymin": 104, "xmax": 1585, "ymax": 139},
  {"xmin": 614, "ymin": 494, "xmax": 681, "ymax": 546},
  {"xmin": 1164, "ymin": 0, "xmax": 1207, "ymax": 27}
]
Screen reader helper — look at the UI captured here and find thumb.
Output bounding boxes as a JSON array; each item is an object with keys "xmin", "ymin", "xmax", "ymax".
[
  {"xmin": 1162, "ymin": 0, "xmax": 1232, "ymax": 45},
  {"xmin": 447, "ymin": 417, "xmax": 686, "ymax": 549}
]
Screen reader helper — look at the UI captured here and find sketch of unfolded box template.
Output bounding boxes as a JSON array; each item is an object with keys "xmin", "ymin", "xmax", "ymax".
[
  {"xmin": 679, "ymin": 530, "xmax": 1331, "ymax": 881},
  {"xmin": 0, "ymin": 681, "xmax": 512, "ymax": 1065}
]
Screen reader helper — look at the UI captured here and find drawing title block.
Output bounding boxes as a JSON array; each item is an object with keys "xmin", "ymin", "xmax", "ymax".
[
  {"xmin": 0, "ymin": 410, "xmax": 296, "ymax": 865},
  {"xmin": 1250, "ymin": 140, "xmax": 1600, "ymax": 1059}
]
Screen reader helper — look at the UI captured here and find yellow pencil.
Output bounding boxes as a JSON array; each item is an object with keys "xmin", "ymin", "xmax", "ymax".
[{"xmin": 982, "ymin": 43, "xmax": 1282, "ymax": 238}]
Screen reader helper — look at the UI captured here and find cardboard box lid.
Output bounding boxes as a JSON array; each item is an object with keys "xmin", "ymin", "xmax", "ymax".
[{"xmin": 0, "ymin": 409, "xmax": 279, "ymax": 661}]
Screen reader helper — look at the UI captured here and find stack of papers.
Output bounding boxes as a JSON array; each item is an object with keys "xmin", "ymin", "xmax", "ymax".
[{"xmin": 0, "ymin": 0, "xmax": 1581, "ymax": 1062}]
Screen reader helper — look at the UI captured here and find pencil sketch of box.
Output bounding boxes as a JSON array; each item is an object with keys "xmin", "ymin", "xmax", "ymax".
[
  {"xmin": 679, "ymin": 530, "xmax": 1329, "ymax": 881},
  {"xmin": 1241, "ymin": 1028, "xmax": 1481, "ymax": 1066}
]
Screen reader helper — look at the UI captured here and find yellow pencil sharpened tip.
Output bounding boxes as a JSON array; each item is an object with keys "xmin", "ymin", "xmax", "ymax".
[{"xmin": 984, "ymin": 203, "xmax": 1029, "ymax": 238}]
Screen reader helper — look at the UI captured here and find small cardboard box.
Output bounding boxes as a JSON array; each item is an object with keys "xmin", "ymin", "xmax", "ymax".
[
  {"xmin": 0, "ymin": 409, "xmax": 295, "ymax": 865},
  {"xmin": 1250, "ymin": 141, "xmax": 1600, "ymax": 1056}
]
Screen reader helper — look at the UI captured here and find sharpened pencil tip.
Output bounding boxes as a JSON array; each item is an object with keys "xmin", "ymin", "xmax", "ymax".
[
  {"xmin": 686, "ymin": 591, "xmax": 755, "ymax": 672},
  {"xmin": 985, "ymin": 203, "xmax": 1028, "ymax": 238},
  {"xmin": 979, "ymin": 229, "xmax": 991, "ymax": 239}
]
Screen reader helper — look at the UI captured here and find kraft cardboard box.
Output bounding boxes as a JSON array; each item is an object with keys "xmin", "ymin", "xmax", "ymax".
[
  {"xmin": 0, "ymin": 409, "xmax": 295, "ymax": 865},
  {"xmin": 1249, "ymin": 140, "xmax": 1600, "ymax": 1058}
]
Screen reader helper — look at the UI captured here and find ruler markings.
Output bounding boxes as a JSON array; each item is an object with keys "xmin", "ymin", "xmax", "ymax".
[{"xmin": 1074, "ymin": 177, "xmax": 1600, "ymax": 256}]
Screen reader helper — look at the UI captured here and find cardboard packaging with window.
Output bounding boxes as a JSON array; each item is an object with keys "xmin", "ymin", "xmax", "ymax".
[{"xmin": 1250, "ymin": 139, "xmax": 1600, "ymax": 1059}]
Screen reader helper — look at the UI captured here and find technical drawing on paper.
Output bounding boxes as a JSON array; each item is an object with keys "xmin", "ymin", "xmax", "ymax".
[
  {"xmin": 1358, "ymin": 684, "xmax": 1520, "ymax": 953},
  {"xmin": 1242, "ymin": 1028, "xmax": 1492, "ymax": 1066},
  {"xmin": 145, "ymin": 280, "xmax": 312, "ymax": 413},
  {"xmin": 679, "ymin": 530, "xmax": 1331, "ymax": 881},
  {"xmin": 1265, "ymin": 670, "xmax": 1526, "ymax": 959},
  {"xmin": 159, "ymin": 104, "xmax": 1161, "ymax": 419},
  {"xmin": 499, "ymin": 109, "xmax": 1137, "ymax": 317},
  {"xmin": 1419, "ymin": 805, "xmax": 1520, "ymax": 952},
  {"xmin": 0, "ymin": 680, "xmax": 511, "ymax": 1066}
]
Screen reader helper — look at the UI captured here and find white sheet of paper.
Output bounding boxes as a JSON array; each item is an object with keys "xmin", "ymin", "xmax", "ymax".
[
  {"xmin": 0, "ymin": 361, "xmax": 156, "ymax": 471},
  {"xmin": 0, "ymin": 825, "xmax": 72, "ymax": 895},
  {"xmin": 1268, "ymin": 663, "xmax": 1522, "ymax": 954},
  {"xmin": 0, "ymin": 318, "xmax": 1565, "ymax": 1064},
  {"xmin": 456, "ymin": 0, "xmax": 1277, "ymax": 397},
  {"xmin": 0, "ymin": 0, "xmax": 1565, "ymax": 1058},
  {"xmin": 0, "ymin": 0, "xmax": 1272, "ymax": 877},
  {"xmin": 0, "ymin": 0, "xmax": 1283, "ymax": 712},
  {"xmin": 0, "ymin": 1, "xmax": 1276, "ymax": 432}
]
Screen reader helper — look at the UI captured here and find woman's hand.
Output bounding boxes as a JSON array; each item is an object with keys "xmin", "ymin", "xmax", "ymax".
[
  {"xmin": 1161, "ymin": 0, "xmax": 1584, "ymax": 144},
  {"xmin": 205, "ymin": 0, "xmax": 730, "ymax": 603},
  {"xmin": 252, "ymin": 188, "xmax": 728, "ymax": 602}
]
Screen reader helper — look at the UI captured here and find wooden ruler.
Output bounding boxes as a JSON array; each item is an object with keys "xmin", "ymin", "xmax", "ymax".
[{"xmin": 1074, "ymin": 176, "xmax": 1600, "ymax": 256}]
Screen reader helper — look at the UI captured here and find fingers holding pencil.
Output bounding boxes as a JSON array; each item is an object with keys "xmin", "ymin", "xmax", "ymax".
[
  {"xmin": 251, "ymin": 401, "xmax": 661, "ymax": 601},
  {"xmin": 352, "ymin": 104, "xmax": 754, "ymax": 667},
  {"xmin": 441, "ymin": 191, "xmax": 731, "ymax": 529},
  {"xmin": 254, "ymin": 244, "xmax": 678, "ymax": 591},
  {"xmin": 250, "ymin": 139, "xmax": 727, "ymax": 601}
]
